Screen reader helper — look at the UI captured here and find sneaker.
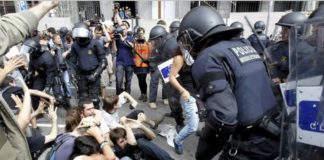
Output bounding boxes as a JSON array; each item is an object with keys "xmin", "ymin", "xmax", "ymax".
[
  {"xmin": 173, "ymin": 139, "xmax": 183, "ymax": 155},
  {"xmin": 149, "ymin": 102, "xmax": 157, "ymax": 109},
  {"xmin": 142, "ymin": 95, "xmax": 148, "ymax": 102},
  {"xmin": 163, "ymin": 99, "xmax": 169, "ymax": 105},
  {"xmin": 108, "ymin": 81, "xmax": 112, "ymax": 86}
]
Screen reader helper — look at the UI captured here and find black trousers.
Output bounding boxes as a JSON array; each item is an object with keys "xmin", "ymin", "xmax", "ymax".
[
  {"xmin": 195, "ymin": 124, "xmax": 279, "ymax": 160},
  {"xmin": 166, "ymin": 84, "xmax": 184, "ymax": 126},
  {"xmin": 78, "ymin": 74, "xmax": 100, "ymax": 109},
  {"xmin": 136, "ymin": 74, "xmax": 148, "ymax": 95}
]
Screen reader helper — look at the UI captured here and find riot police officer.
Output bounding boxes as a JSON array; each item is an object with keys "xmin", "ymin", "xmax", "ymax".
[
  {"xmin": 247, "ymin": 20, "xmax": 270, "ymax": 56},
  {"xmin": 22, "ymin": 38, "xmax": 64, "ymax": 108},
  {"xmin": 266, "ymin": 12, "xmax": 307, "ymax": 84},
  {"xmin": 148, "ymin": 25, "xmax": 185, "ymax": 130},
  {"xmin": 169, "ymin": 20, "xmax": 180, "ymax": 36},
  {"xmin": 70, "ymin": 22, "xmax": 107, "ymax": 108},
  {"xmin": 177, "ymin": 6, "xmax": 279, "ymax": 159}
]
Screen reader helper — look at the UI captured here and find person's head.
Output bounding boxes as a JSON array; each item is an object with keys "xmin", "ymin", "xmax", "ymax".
[
  {"xmin": 230, "ymin": 21, "xmax": 244, "ymax": 38},
  {"xmin": 120, "ymin": 24, "xmax": 128, "ymax": 36},
  {"xmin": 102, "ymin": 95, "xmax": 119, "ymax": 113},
  {"xmin": 109, "ymin": 127, "xmax": 127, "ymax": 149},
  {"xmin": 149, "ymin": 25, "xmax": 167, "ymax": 49},
  {"xmin": 254, "ymin": 21, "xmax": 265, "ymax": 34},
  {"xmin": 122, "ymin": 20, "xmax": 130, "ymax": 29},
  {"xmin": 177, "ymin": 6, "xmax": 242, "ymax": 59},
  {"xmin": 169, "ymin": 20, "xmax": 180, "ymax": 34},
  {"xmin": 70, "ymin": 135, "xmax": 100, "ymax": 159},
  {"xmin": 276, "ymin": 12, "xmax": 307, "ymax": 41},
  {"xmin": 47, "ymin": 27, "xmax": 56, "ymax": 37},
  {"xmin": 52, "ymin": 34, "xmax": 62, "ymax": 46},
  {"xmin": 59, "ymin": 26, "xmax": 69, "ymax": 38},
  {"xmin": 157, "ymin": 20, "xmax": 167, "ymax": 28},
  {"xmin": 72, "ymin": 22, "xmax": 91, "ymax": 46},
  {"xmin": 21, "ymin": 38, "xmax": 42, "ymax": 58},
  {"xmin": 94, "ymin": 26, "xmax": 103, "ymax": 39},
  {"xmin": 136, "ymin": 27, "xmax": 145, "ymax": 41},
  {"xmin": 65, "ymin": 108, "xmax": 82, "ymax": 132},
  {"xmin": 78, "ymin": 98, "xmax": 95, "ymax": 118}
]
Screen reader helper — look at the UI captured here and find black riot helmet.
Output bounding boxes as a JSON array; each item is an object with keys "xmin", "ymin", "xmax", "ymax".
[
  {"xmin": 21, "ymin": 38, "xmax": 42, "ymax": 58},
  {"xmin": 149, "ymin": 25, "xmax": 167, "ymax": 40},
  {"xmin": 308, "ymin": 5, "xmax": 324, "ymax": 20},
  {"xmin": 149, "ymin": 25, "xmax": 168, "ymax": 50},
  {"xmin": 230, "ymin": 21, "xmax": 244, "ymax": 30},
  {"xmin": 72, "ymin": 22, "xmax": 91, "ymax": 46},
  {"xmin": 59, "ymin": 26, "xmax": 69, "ymax": 37},
  {"xmin": 276, "ymin": 12, "xmax": 307, "ymax": 27},
  {"xmin": 169, "ymin": 20, "xmax": 180, "ymax": 34},
  {"xmin": 254, "ymin": 21, "xmax": 265, "ymax": 33},
  {"xmin": 177, "ymin": 6, "xmax": 242, "ymax": 58}
]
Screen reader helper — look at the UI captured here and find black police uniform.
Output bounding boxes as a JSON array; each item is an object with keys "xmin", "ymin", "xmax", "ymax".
[
  {"xmin": 247, "ymin": 33, "xmax": 270, "ymax": 56},
  {"xmin": 266, "ymin": 41, "xmax": 289, "ymax": 80},
  {"xmin": 70, "ymin": 39, "xmax": 107, "ymax": 108},
  {"xmin": 150, "ymin": 33, "xmax": 185, "ymax": 127},
  {"xmin": 29, "ymin": 50, "xmax": 63, "ymax": 109},
  {"xmin": 192, "ymin": 38, "xmax": 279, "ymax": 160}
]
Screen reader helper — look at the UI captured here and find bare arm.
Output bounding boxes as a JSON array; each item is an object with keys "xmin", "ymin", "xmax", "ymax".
[
  {"xmin": 29, "ymin": 1, "xmax": 59, "ymax": 21},
  {"xmin": 0, "ymin": 56, "xmax": 25, "ymax": 84},
  {"xmin": 119, "ymin": 91, "xmax": 137, "ymax": 108},
  {"xmin": 15, "ymin": 77, "xmax": 32, "ymax": 131},
  {"xmin": 120, "ymin": 117, "xmax": 137, "ymax": 146},
  {"xmin": 44, "ymin": 104, "xmax": 58, "ymax": 144},
  {"xmin": 29, "ymin": 89, "xmax": 55, "ymax": 104},
  {"xmin": 139, "ymin": 123, "xmax": 156, "ymax": 140}
]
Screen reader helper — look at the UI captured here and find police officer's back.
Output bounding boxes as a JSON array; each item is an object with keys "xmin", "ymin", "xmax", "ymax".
[
  {"xmin": 177, "ymin": 6, "xmax": 279, "ymax": 160},
  {"xmin": 247, "ymin": 21, "xmax": 270, "ymax": 56}
]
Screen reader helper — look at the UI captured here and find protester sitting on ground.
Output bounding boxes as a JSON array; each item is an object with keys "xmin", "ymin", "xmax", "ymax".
[
  {"xmin": 110, "ymin": 117, "xmax": 174, "ymax": 160},
  {"xmin": 102, "ymin": 92, "xmax": 163, "ymax": 131},
  {"xmin": 69, "ymin": 127, "xmax": 116, "ymax": 160},
  {"xmin": 78, "ymin": 98, "xmax": 111, "ymax": 136}
]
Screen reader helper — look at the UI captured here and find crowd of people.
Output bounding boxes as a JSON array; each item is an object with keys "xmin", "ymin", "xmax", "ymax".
[{"xmin": 1, "ymin": 1, "xmax": 324, "ymax": 160}]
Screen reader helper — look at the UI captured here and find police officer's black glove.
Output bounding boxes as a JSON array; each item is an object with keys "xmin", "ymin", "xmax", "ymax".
[
  {"xmin": 88, "ymin": 72, "xmax": 99, "ymax": 83},
  {"xmin": 142, "ymin": 58, "xmax": 150, "ymax": 64}
]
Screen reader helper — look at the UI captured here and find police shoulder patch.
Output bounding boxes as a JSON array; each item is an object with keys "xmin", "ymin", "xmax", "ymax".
[{"xmin": 229, "ymin": 45, "xmax": 261, "ymax": 64}]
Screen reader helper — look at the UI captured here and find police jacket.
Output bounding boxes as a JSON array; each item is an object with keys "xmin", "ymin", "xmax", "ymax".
[
  {"xmin": 247, "ymin": 33, "xmax": 270, "ymax": 55},
  {"xmin": 70, "ymin": 39, "xmax": 106, "ymax": 73},
  {"xmin": 29, "ymin": 51, "xmax": 56, "ymax": 85},
  {"xmin": 149, "ymin": 34, "xmax": 177, "ymax": 68},
  {"xmin": 191, "ymin": 38, "xmax": 277, "ymax": 126},
  {"xmin": 266, "ymin": 41, "xmax": 289, "ymax": 80}
]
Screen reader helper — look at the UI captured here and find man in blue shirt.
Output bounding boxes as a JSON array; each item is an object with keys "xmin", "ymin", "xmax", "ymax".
[{"xmin": 112, "ymin": 23, "xmax": 134, "ymax": 94}]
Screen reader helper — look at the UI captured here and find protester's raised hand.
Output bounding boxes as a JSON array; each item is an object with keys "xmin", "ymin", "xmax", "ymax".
[
  {"xmin": 11, "ymin": 94, "xmax": 23, "ymax": 109},
  {"xmin": 47, "ymin": 103, "xmax": 57, "ymax": 121},
  {"xmin": 3, "ymin": 56, "xmax": 25, "ymax": 74}
]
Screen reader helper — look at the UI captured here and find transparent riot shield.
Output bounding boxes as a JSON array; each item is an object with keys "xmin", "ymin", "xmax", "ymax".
[{"xmin": 280, "ymin": 17, "xmax": 324, "ymax": 160}]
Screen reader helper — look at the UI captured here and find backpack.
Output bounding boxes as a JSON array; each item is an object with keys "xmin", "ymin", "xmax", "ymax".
[{"xmin": 46, "ymin": 133, "xmax": 74, "ymax": 160}]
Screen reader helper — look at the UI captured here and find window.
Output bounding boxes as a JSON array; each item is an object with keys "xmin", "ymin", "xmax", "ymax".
[
  {"xmin": 231, "ymin": 1, "xmax": 260, "ymax": 12},
  {"xmin": 274, "ymin": 1, "xmax": 306, "ymax": 12}
]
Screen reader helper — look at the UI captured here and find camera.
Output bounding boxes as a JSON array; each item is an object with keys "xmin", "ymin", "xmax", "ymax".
[{"xmin": 113, "ymin": 26, "xmax": 124, "ymax": 39}]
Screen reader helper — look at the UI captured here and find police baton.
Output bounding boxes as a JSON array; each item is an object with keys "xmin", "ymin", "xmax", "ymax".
[{"xmin": 244, "ymin": 16, "xmax": 271, "ymax": 77}]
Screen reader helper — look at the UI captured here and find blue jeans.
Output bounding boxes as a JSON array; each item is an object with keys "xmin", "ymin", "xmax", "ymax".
[
  {"xmin": 62, "ymin": 70, "xmax": 71, "ymax": 97},
  {"xmin": 175, "ymin": 96, "xmax": 199, "ymax": 144},
  {"xmin": 149, "ymin": 69, "xmax": 167, "ymax": 102},
  {"xmin": 116, "ymin": 65, "xmax": 134, "ymax": 94}
]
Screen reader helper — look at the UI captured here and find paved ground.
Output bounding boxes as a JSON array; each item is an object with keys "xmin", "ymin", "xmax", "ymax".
[{"xmin": 37, "ymin": 75, "xmax": 219, "ymax": 160}]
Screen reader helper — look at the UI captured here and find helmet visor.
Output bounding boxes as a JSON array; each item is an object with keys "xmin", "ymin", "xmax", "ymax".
[
  {"xmin": 72, "ymin": 28, "xmax": 90, "ymax": 39},
  {"xmin": 20, "ymin": 45, "xmax": 35, "ymax": 54}
]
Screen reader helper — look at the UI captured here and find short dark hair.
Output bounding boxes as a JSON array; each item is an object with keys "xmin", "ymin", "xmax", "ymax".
[
  {"xmin": 122, "ymin": 20, "xmax": 130, "ymax": 29},
  {"xmin": 70, "ymin": 135, "xmax": 100, "ymax": 159},
  {"xmin": 102, "ymin": 96, "xmax": 119, "ymax": 113},
  {"xmin": 78, "ymin": 98, "xmax": 92, "ymax": 110},
  {"xmin": 109, "ymin": 127, "xmax": 126, "ymax": 145},
  {"xmin": 94, "ymin": 25, "xmax": 103, "ymax": 32},
  {"xmin": 47, "ymin": 27, "xmax": 56, "ymax": 34}
]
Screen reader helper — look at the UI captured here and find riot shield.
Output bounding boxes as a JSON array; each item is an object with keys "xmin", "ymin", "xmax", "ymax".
[{"xmin": 280, "ymin": 17, "xmax": 324, "ymax": 160}]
